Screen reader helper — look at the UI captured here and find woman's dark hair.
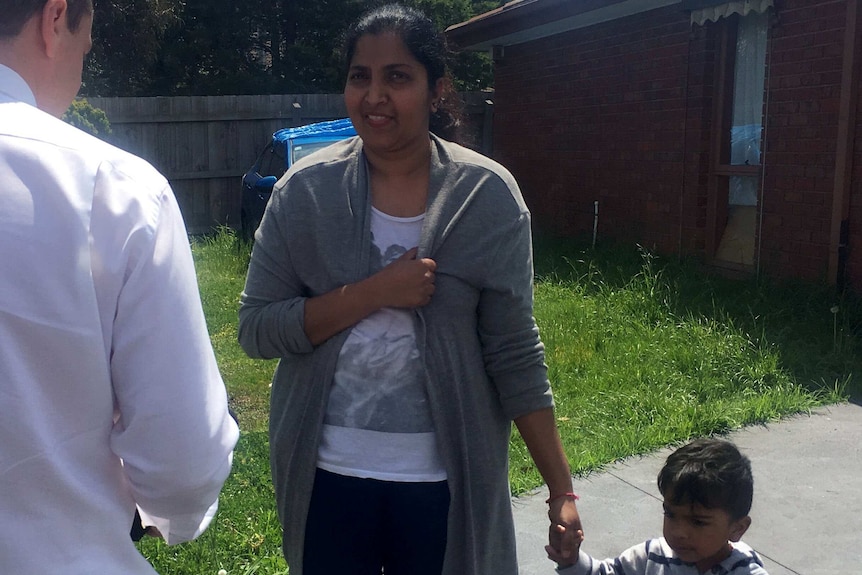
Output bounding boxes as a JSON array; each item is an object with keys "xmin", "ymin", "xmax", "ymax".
[
  {"xmin": 0, "ymin": 0, "xmax": 93, "ymax": 38},
  {"xmin": 341, "ymin": 3, "xmax": 464, "ymax": 142},
  {"xmin": 658, "ymin": 438, "xmax": 754, "ymax": 520}
]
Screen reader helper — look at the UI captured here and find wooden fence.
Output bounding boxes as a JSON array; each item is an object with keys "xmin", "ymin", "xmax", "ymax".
[{"xmin": 87, "ymin": 93, "xmax": 493, "ymax": 234}]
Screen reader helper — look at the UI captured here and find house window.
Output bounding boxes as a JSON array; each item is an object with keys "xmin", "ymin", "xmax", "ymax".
[{"xmin": 708, "ymin": 9, "xmax": 770, "ymax": 267}]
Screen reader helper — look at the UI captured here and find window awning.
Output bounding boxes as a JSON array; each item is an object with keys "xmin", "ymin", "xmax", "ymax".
[{"xmin": 683, "ymin": 0, "xmax": 773, "ymax": 26}]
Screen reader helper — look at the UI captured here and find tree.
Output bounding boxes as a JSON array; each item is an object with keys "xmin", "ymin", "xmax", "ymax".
[
  {"xmin": 83, "ymin": 0, "xmax": 182, "ymax": 96},
  {"xmin": 82, "ymin": 0, "xmax": 505, "ymax": 97},
  {"xmin": 416, "ymin": 0, "xmax": 496, "ymax": 91},
  {"xmin": 144, "ymin": 0, "xmax": 270, "ymax": 95},
  {"xmin": 138, "ymin": 0, "xmax": 368, "ymax": 95}
]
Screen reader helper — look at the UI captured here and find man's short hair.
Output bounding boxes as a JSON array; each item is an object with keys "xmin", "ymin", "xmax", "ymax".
[
  {"xmin": 0, "ymin": 0, "xmax": 93, "ymax": 39},
  {"xmin": 657, "ymin": 438, "xmax": 754, "ymax": 520}
]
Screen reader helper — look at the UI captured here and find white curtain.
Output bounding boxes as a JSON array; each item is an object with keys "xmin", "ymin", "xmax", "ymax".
[
  {"xmin": 729, "ymin": 9, "xmax": 768, "ymax": 205},
  {"xmin": 691, "ymin": 0, "xmax": 773, "ymax": 26}
]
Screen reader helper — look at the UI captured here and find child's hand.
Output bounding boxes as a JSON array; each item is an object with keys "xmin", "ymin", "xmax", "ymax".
[{"xmin": 545, "ymin": 527, "xmax": 584, "ymax": 567}]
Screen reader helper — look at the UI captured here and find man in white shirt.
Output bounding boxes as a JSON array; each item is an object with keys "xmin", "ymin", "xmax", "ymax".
[{"xmin": 0, "ymin": 0, "xmax": 240, "ymax": 572}]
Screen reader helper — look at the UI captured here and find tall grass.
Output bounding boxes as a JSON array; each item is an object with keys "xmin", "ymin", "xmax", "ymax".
[
  {"xmin": 137, "ymin": 433, "xmax": 287, "ymax": 575},
  {"xmin": 192, "ymin": 228, "xmax": 276, "ymax": 431},
  {"xmin": 138, "ymin": 229, "xmax": 853, "ymax": 574},
  {"xmin": 509, "ymin": 237, "xmax": 854, "ymax": 492}
]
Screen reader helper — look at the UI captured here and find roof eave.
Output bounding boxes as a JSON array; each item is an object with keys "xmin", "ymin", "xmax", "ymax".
[{"xmin": 445, "ymin": 0, "xmax": 681, "ymax": 51}]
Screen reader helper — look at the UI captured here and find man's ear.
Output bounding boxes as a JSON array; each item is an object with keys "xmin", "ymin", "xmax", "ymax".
[
  {"xmin": 39, "ymin": 0, "xmax": 68, "ymax": 58},
  {"xmin": 729, "ymin": 515, "xmax": 751, "ymax": 542}
]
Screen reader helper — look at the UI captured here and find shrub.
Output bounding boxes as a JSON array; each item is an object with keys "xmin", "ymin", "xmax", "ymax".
[{"xmin": 62, "ymin": 98, "xmax": 112, "ymax": 138}]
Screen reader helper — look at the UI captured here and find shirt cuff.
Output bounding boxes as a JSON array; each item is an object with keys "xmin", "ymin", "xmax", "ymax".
[
  {"xmin": 137, "ymin": 498, "xmax": 219, "ymax": 546},
  {"xmin": 555, "ymin": 550, "xmax": 591, "ymax": 574}
]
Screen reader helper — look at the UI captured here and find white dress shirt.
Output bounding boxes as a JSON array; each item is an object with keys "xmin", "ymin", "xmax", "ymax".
[{"xmin": 0, "ymin": 64, "xmax": 239, "ymax": 574}]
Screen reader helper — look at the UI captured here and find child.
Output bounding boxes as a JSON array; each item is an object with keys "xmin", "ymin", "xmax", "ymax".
[{"xmin": 553, "ymin": 438, "xmax": 769, "ymax": 574}]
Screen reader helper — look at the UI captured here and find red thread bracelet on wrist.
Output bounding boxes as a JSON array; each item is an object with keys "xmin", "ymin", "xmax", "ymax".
[{"xmin": 545, "ymin": 492, "xmax": 579, "ymax": 504}]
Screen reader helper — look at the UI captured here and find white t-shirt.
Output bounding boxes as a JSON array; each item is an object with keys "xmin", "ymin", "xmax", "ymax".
[{"xmin": 317, "ymin": 207, "xmax": 447, "ymax": 482}]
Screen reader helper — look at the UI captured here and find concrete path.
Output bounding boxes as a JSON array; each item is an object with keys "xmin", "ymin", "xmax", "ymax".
[{"xmin": 513, "ymin": 402, "xmax": 862, "ymax": 574}]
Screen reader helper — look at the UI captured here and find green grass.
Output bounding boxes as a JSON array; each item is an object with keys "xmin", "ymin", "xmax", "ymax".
[
  {"xmin": 137, "ymin": 433, "xmax": 287, "ymax": 574},
  {"xmin": 191, "ymin": 228, "xmax": 276, "ymax": 432},
  {"xmin": 138, "ymin": 229, "xmax": 855, "ymax": 574}
]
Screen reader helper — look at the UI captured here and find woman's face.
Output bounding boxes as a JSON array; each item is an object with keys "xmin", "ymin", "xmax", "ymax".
[{"xmin": 344, "ymin": 32, "xmax": 442, "ymax": 159}]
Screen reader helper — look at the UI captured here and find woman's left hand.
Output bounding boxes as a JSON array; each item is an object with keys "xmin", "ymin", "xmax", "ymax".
[
  {"xmin": 513, "ymin": 408, "xmax": 584, "ymax": 566},
  {"xmin": 545, "ymin": 497, "xmax": 583, "ymax": 566}
]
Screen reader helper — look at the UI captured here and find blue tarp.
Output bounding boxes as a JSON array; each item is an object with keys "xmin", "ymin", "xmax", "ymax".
[{"xmin": 272, "ymin": 118, "xmax": 356, "ymax": 146}]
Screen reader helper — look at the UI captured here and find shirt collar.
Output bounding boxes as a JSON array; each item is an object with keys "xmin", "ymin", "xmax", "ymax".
[{"xmin": 0, "ymin": 63, "xmax": 38, "ymax": 107}]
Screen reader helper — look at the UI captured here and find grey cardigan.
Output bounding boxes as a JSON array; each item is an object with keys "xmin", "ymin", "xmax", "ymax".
[{"xmin": 238, "ymin": 134, "xmax": 554, "ymax": 575}]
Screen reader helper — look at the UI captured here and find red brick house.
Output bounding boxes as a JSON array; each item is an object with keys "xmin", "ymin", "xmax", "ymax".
[{"xmin": 446, "ymin": 0, "xmax": 862, "ymax": 290}]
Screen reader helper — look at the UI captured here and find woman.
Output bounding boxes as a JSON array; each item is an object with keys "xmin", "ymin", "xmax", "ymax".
[{"xmin": 238, "ymin": 5, "xmax": 581, "ymax": 574}]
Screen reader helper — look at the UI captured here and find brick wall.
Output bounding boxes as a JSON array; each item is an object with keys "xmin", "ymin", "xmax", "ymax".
[
  {"xmin": 493, "ymin": 5, "xmax": 702, "ymax": 254},
  {"xmin": 849, "ymin": 83, "xmax": 862, "ymax": 289},
  {"xmin": 761, "ymin": 0, "xmax": 849, "ymax": 282},
  {"xmin": 491, "ymin": 0, "xmax": 862, "ymax": 290}
]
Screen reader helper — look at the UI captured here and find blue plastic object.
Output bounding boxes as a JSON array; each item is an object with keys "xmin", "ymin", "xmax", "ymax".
[
  {"xmin": 240, "ymin": 118, "xmax": 357, "ymax": 240},
  {"xmin": 254, "ymin": 175, "xmax": 278, "ymax": 189},
  {"xmin": 272, "ymin": 118, "xmax": 357, "ymax": 168}
]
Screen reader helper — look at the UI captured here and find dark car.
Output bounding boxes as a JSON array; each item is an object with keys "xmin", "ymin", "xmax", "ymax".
[{"xmin": 241, "ymin": 118, "xmax": 357, "ymax": 240}]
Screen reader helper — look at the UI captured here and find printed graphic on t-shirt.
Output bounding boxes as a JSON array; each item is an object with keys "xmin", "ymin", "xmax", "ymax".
[{"xmin": 327, "ymin": 224, "xmax": 434, "ymax": 434}]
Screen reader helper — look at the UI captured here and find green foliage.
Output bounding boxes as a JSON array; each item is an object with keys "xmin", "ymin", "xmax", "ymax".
[
  {"xmin": 192, "ymin": 228, "xmax": 275, "ymax": 431},
  {"xmin": 61, "ymin": 98, "xmax": 112, "ymax": 138},
  {"xmin": 84, "ymin": 0, "xmax": 182, "ymax": 95},
  {"xmin": 148, "ymin": 229, "xmax": 851, "ymax": 573},
  {"xmin": 83, "ymin": 0, "xmax": 507, "ymax": 96},
  {"xmin": 514, "ymin": 237, "xmax": 853, "ymax": 489}
]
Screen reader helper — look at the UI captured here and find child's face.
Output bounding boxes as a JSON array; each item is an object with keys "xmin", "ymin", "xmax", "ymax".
[{"xmin": 662, "ymin": 498, "xmax": 751, "ymax": 572}]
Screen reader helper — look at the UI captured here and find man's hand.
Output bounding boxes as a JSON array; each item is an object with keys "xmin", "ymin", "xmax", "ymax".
[{"xmin": 130, "ymin": 510, "xmax": 163, "ymax": 541}]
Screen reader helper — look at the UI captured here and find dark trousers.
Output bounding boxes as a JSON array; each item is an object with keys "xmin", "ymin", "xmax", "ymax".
[{"xmin": 303, "ymin": 468, "xmax": 450, "ymax": 575}]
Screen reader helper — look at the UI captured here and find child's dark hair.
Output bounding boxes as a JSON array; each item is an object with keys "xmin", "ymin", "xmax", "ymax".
[
  {"xmin": 657, "ymin": 438, "xmax": 753, "ymax": 520},
  {"xmin": 341, "ymin": 3, "xmax": 463, "ymax": 141}
]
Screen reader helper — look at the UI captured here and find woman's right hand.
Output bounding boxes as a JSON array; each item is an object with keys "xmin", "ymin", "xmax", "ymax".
[
  {"xmin": 303, "ymin": 247, "xmax": 436, "ymax": 345},
  {"xmin": 369, "ymin": 247, "xmax": 436, "ymax": 309}
]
